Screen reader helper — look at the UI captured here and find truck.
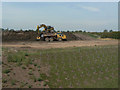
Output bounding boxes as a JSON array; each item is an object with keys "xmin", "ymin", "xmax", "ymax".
[{"xmin": 36, "ymin": 24, "xmax": 67, "ymax": 41}]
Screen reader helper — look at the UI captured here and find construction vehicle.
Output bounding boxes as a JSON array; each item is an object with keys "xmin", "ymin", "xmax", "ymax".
[{"xmin": 36, "ymin": 24, "xmax": 67, "ymax": 41}]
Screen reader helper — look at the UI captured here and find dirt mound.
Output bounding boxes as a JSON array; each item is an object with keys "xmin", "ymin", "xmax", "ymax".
[
  {"xmin": 2, "ymin": 31, "xmax": 38, "ymax": 42},
  {"xmin": 73, "ymin": 33, "xmax": 96, "ymax": 40},
  {"xmin": 63, "ymin": 32, "xmax": 78, "ymax": 41},
  {"xmin": 2, "ymin": 31, "xmax": 95, "ymax": 42},
  {"xmin": 2, "ymin": 31, "xmax": 79, "ymax": 42}
]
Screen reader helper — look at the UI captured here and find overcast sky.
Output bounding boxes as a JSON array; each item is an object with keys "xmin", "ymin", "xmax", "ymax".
[{"xmin": 2, "ymin": 2, "xmax": 118, "ymax": 32}]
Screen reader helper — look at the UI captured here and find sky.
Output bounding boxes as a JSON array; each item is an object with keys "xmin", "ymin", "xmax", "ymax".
[{"xmin": 2, "ymin": 2, "xmax": 118, "ymax": 32}]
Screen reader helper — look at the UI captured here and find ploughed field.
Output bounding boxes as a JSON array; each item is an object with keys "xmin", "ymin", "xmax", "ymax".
[{"xmin": 2, "ymin": 45, "xmax": 118, "ymax": 88}]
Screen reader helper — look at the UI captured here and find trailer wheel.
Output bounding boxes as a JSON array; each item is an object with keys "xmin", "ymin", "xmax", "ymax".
[
  {"xmin": 50, "ymin": 37, "xmax": 54, "ymax": 42},
  {"xmin": 58, "ymin": 38, "xmax": 62, "ymax": 41},
  {"xmin": 36, "ymin": 36, "xmax": 40, "ymax": 41},
  {"xmin": 45, "ymin": 37, "xmax": 49, "ymax": 42}
]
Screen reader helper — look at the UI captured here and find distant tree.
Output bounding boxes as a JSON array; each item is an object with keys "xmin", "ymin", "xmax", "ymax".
[
  {"xmin": 79, "ymin": 30, "xmax": 82, "ymax": 32},
  {"xmin": 25, "ymin": 30, "xmax": 28, "ymax": 32},
  {"xmin": 29, "ymin": 29, "xmax": 34, "ymax": 32},
  {"xmin": 20, "ymin": 29, "xmax": 23, "ymax": 31},
  {"xmin": 67, "ymin": 30, "xmax": 69, "ymax": 32},
  {"xmin": 75, "ymin": 30, "xmax": 78, "ymax": 32},
  {"xmin": 6, "ymin": 28, "xmax": 9, "ymax": 31},
  {"xmin": 103, "ymin": 29, "xmax": 108, "ymax": 32},
  {"xmin": 10, "ymin": 29, "xmax": 14, "ymax": 31},
  {"xmin": 109, "ymin": 30, "xmax": 113, "ymax": 32},
  {"xmin": 2, "ymin": 28, "xmax": 4, "ymax": 31},
  {"xmin": 83, "ymin": 30, "xmax": 86, "ymax": 33}
]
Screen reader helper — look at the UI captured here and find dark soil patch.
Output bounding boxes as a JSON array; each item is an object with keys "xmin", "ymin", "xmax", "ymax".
[
  {"xmin": 63, "ymin": 32, "xmax": 78, "ymax": 41},
  {"xmin": 2, "ymin": 31, "xmax": 38, "ymax": 42},
  {"xmin": 2, "ymin": 31, "xmax": 95, "ymax": 42}
]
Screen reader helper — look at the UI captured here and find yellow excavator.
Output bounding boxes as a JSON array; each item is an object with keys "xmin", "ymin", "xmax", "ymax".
[{"xmin": 36, "ymin": 24, "xmax": 67, "ymax": 41}]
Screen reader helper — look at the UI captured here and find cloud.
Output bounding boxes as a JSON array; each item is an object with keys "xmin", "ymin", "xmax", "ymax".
[{"xmin": 80, "ymin": 6, "xmax": 100, "ymax": 12}]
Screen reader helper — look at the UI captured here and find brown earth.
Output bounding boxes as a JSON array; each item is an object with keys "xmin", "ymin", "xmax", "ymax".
[
  {"xmin": 2, "ymin": 31, "xmax": 96, "ymax": 42},
  {"xmin": 2, "ymin": 40, "xmax": 118, "ymax": 49},
  {"xmin": 2, "ymin": 31, "xmax": 38, "ymax": 42},
  {"xmin": 2, "ymin": 49, "xmax": 50, "ymax": 88},
  {"xmin": 73, "ymin": 33, "xmax": 96, "ymax": 40}
]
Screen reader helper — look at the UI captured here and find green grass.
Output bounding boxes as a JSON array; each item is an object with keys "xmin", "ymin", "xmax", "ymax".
[
  {"xmin": 28, "ymin": 85, "xmax": 32, "ymax": 88},
  {"xmin": 43, "ymin": 81, "xmax": 47, "ymax": 86},
  {"xmin": 22, "ymin": 66, "xmax": 26, "ymax": 69},
  {"xmin": 85, "ymin": 32, "xmax": 99, "ymax": 38},
  {"xmin": 3, "ymin": 69, "xmax": 10, "ymax": 74},
  {"xmin": 30, "ymin": 75, "xmax": 37, "ymax": 82},
  {"xmin": 3, "ymin": 45, "xmax": 118, "ymax": 88},
  {"xmin": 20, "ymin": 82, "xmax": 28, "ymax": 88},
  {"xmin": 2, "ymin": 79, "xmax": 7, "ymax": 83},
  {"xmin": 7, "ymin": 51, "xmax": 33, "ymax": 66},
  {"xmin": 37, "ymin": 77, "xmax": 43, "ymax": 81},
  {"xmin": 28, "ymin": 70, "xmax": 33, "ymax": 75},
  {"xmin": 34, "ymin": 63, "xmax": 37, "ymax": 66},
  {"xmin": 25, "ymin": 53, "xmax": 29, "ymax": 56},
  {"xmin": 11, "ymin": 80, "xmax": 16, "ymax": 85},
  {"xmin": 40, "ymin": 45, "xmax": 118, "ymax": 88}
]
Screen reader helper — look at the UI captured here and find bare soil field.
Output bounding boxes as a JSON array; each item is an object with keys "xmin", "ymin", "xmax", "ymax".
[{"xmin": 2, "ymin": 40, "xmax": 118, "ymax": 49}]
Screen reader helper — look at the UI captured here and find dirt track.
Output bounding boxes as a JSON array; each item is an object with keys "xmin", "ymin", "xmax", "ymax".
[{"xmin": 2, "ymin": 40, "xmax": 118, "ymax": 49}]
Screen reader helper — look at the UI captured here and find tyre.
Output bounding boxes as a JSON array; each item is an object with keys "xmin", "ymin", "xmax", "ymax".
[
  {"xmin": 36, "ymin": 36, "xmax": 40, "ymax": 41},
  {"xmin": 45, "ymin": 37, "xmax": 49, "ymax": 42},
  {"xmin": 58, "ymin": 38, "xmax": 62, "ymax": 41},
  {"xmin": 62, "ymin": 39, "xmax": 67, "ymax": 41},
  {"xmin": 50, "ymin": 37, "xmax": 54, "ymax": 42},
  {"xmin": 36, "ymin": 39, "xmax": 40, "ymax": 41}
]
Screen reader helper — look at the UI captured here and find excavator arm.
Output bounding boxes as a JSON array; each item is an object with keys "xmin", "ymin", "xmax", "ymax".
[
  {"xmin": 37, "ymin": 24, "xmax": 47, "ymax": 34},
  {"xmin": 37, "ymin": 25, "xmax": 39, "ymax": 34}
]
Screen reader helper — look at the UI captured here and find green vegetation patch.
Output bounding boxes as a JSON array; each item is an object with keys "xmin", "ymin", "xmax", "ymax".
[
  {"xmin": 7, "ymin": 51, "xmax": 33, "ymax": 66},
  {"xmin": 4, "ymin": 45, "xmax": 118, "ymax": 88},
  {"xmin": 3, "ymin": 69, "xmax": 11, "ymax": 74},
  {"xmin": 40, "ymin": 45, "xmax": 118, "ymax": 88}
]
